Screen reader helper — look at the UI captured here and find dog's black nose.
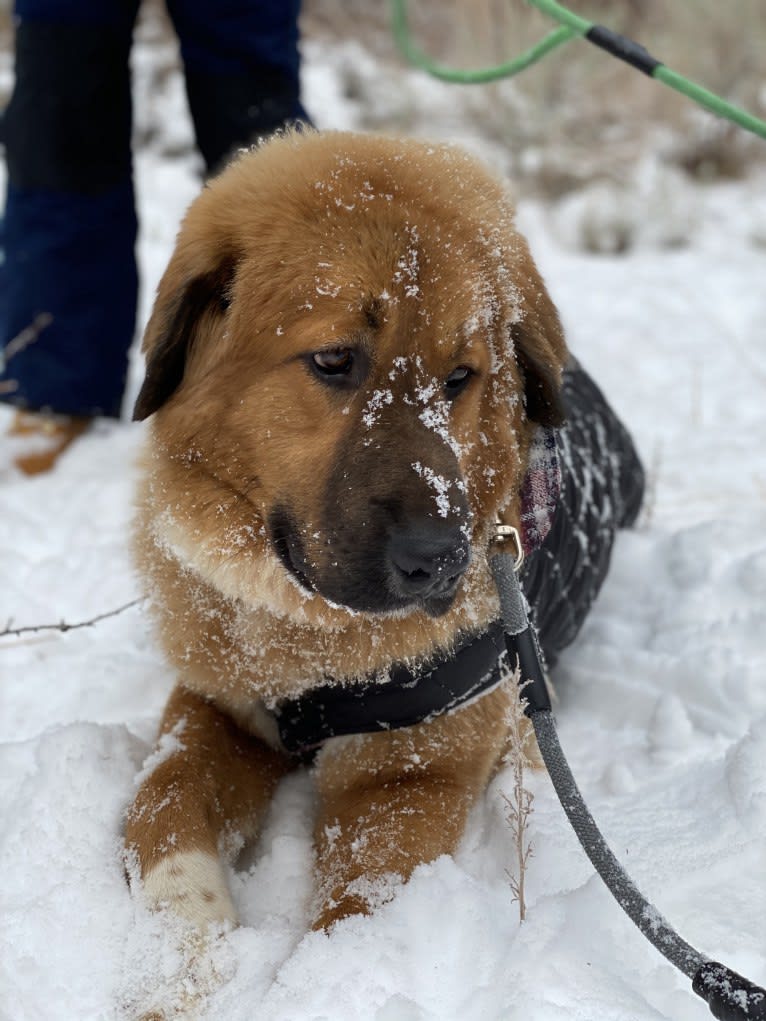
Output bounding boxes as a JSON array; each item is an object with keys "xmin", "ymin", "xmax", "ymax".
[{"xmin": 387, "ymin": 522, "xmax": 471, "ymax": 600}]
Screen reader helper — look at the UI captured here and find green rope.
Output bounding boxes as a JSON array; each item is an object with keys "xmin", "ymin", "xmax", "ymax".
[
  {"xmin": 391, "ymin": 4, "xmax": 576, "ymax": 84},
  {"xmin": 390, "ymin": 0, "xmax": 766, "ymax": 141},
  {"xmin": 526, "ymin": 0, "xmax": 591, "ymax": 37},
  {"xmin": 653, "ymin": 65, "xmax": 766, "ymax": 140}
]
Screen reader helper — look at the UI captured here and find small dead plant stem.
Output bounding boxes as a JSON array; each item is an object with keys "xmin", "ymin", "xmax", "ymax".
[{"xmin": 503, "ymin": 666, "xmax": 535, "ymax": 923}]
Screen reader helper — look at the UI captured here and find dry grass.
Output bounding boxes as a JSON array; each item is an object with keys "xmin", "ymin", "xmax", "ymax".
[{"xmin": 0, "ymin": 0, "xmax": 12, "ymax": 99}]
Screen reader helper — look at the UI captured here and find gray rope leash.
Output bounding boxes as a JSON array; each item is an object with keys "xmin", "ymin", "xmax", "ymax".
[
  {"xmin": 490, "ymin": 543, "xmax": 766, "ymax": 1020},
  {"xmin": 532, "ymin": 709, "xmax": 702, "ymax": 977}
]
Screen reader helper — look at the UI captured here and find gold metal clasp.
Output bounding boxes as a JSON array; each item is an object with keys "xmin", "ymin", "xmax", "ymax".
[{"xmin": 494, "ymin": 520, "xmax": 524, "ymax": 572}]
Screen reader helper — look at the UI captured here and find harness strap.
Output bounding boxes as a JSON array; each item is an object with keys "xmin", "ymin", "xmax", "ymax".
[{"xmin": 273, "ymin": 620, "xmax": 510, "ymax": 756}]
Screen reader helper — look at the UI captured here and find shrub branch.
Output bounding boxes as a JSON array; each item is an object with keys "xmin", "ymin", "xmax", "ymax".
[{"xmin": 1, "ymin": 597, "xmax": 143, "ymax": 640}]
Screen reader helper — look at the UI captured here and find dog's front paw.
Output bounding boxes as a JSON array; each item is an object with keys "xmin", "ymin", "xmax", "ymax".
[
  {"xmin": 312, "ymin": 872, "xmax": 403, "ymax": 931},
  {"xmin": 122, "ymin": 923, "xmax": 234, "ymax": 1021},
  {"xmin": 311, "ymin": 892, "xmax": 369, "ymax": 932},
  {"xmin": 141, "ymin": 849, "xmax": 237, "ymax": 929}
]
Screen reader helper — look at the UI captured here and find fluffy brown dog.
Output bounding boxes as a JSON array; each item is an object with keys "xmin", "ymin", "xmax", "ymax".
[{"xmin": 126, "ymin": 130, "xmax": 566, "ymax": 931}]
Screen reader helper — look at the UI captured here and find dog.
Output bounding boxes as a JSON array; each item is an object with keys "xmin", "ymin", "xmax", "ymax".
[{"xmin": 125, "ymin": 130, "xmax": 567, "ymax": 932}]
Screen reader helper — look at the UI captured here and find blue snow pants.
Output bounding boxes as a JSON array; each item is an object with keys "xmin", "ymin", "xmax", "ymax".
[{"xmin": 0, "ymin": 0, "xmax": 306, "ymax": 418}]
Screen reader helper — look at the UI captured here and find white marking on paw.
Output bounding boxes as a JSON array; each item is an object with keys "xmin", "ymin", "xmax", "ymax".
[{"xmin": 142, "ymin": 850, "xmax": 237, "ymax": 929}]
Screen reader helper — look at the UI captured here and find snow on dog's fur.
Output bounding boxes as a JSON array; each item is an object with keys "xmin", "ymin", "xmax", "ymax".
[{"xmin": 126, "ymin": 130, "xmax": 566, "ymax": 931}]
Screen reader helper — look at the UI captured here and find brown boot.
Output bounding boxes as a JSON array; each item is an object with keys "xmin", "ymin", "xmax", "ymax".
[{"xmin": 8, "ymin": 411, "xmax": 92, "ymax": 475}]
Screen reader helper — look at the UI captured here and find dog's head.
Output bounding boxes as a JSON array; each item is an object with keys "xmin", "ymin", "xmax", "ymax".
[{"xmin": 135, "ymin": 131, "xmax": 566, "ymax": 622}]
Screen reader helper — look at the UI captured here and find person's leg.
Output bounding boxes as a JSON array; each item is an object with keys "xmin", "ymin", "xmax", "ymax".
[
  {"xmin": 166, "ymin": 0, "xmax": 309, "ymax": 175},
  {"xmin": 0, "ymin": 0, "xmax": 140, "ymax": 421}
]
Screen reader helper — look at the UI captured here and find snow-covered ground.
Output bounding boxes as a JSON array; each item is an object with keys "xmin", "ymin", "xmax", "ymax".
[{"xmin": 1, "ymin": 31, "xmax": 765, "ymax": 1021}]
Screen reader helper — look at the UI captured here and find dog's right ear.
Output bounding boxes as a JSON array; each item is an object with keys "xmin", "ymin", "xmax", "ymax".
[{"xmin": 132, "ymin": 252, "xmax": 236, "ymax": 421}]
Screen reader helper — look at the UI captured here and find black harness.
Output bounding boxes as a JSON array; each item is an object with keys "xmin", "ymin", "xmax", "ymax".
[{"xmin": 271, "ymin": 615, "xmax": 551, "ymax": 756}]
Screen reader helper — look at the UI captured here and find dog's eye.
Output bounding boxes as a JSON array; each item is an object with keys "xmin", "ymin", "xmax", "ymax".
[
  {"xmin": 306, "ymin": 346, "xmax": 369, "ymax": 390},
  {"xmin": 444, "ymin": 366, "xmax": 473, "ymax": 399},
  {"xmin": 312, "ymin": 348, "xmax": 354, "ymax": 377}
]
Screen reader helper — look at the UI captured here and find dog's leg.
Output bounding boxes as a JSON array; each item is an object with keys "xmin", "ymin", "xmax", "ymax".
[
  {"xmin": 125, "ymin": 684, "xmax": 288, "ymax": 928},
  {"xmin": 312, "ymin": 687, "xmax": 511, "ymax": 930}
]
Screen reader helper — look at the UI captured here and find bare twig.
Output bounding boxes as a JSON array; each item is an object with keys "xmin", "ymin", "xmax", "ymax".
[
  {"xmin": 502, "ymin": 667, "xmax": 535, "ymax": 923},
  {"xmin": 0, "ymin": 313, "xmax": 53, "ymax": 394},
  {"xmin": 1, "ymin": 312, "xmax": 53, "ymax": 366},
  {"xmin": 0, "ymin": 597, "xmax": 143, "ymax": 640}
]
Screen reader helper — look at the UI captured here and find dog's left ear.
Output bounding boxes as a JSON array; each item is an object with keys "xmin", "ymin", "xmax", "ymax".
[
  {"xmin": 512, "ymin": 322, "xmax": 567, "ymax": 428},
  {"xmin": 509, "ymin": 251, "xmax": 568, "ymax": 429}
]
